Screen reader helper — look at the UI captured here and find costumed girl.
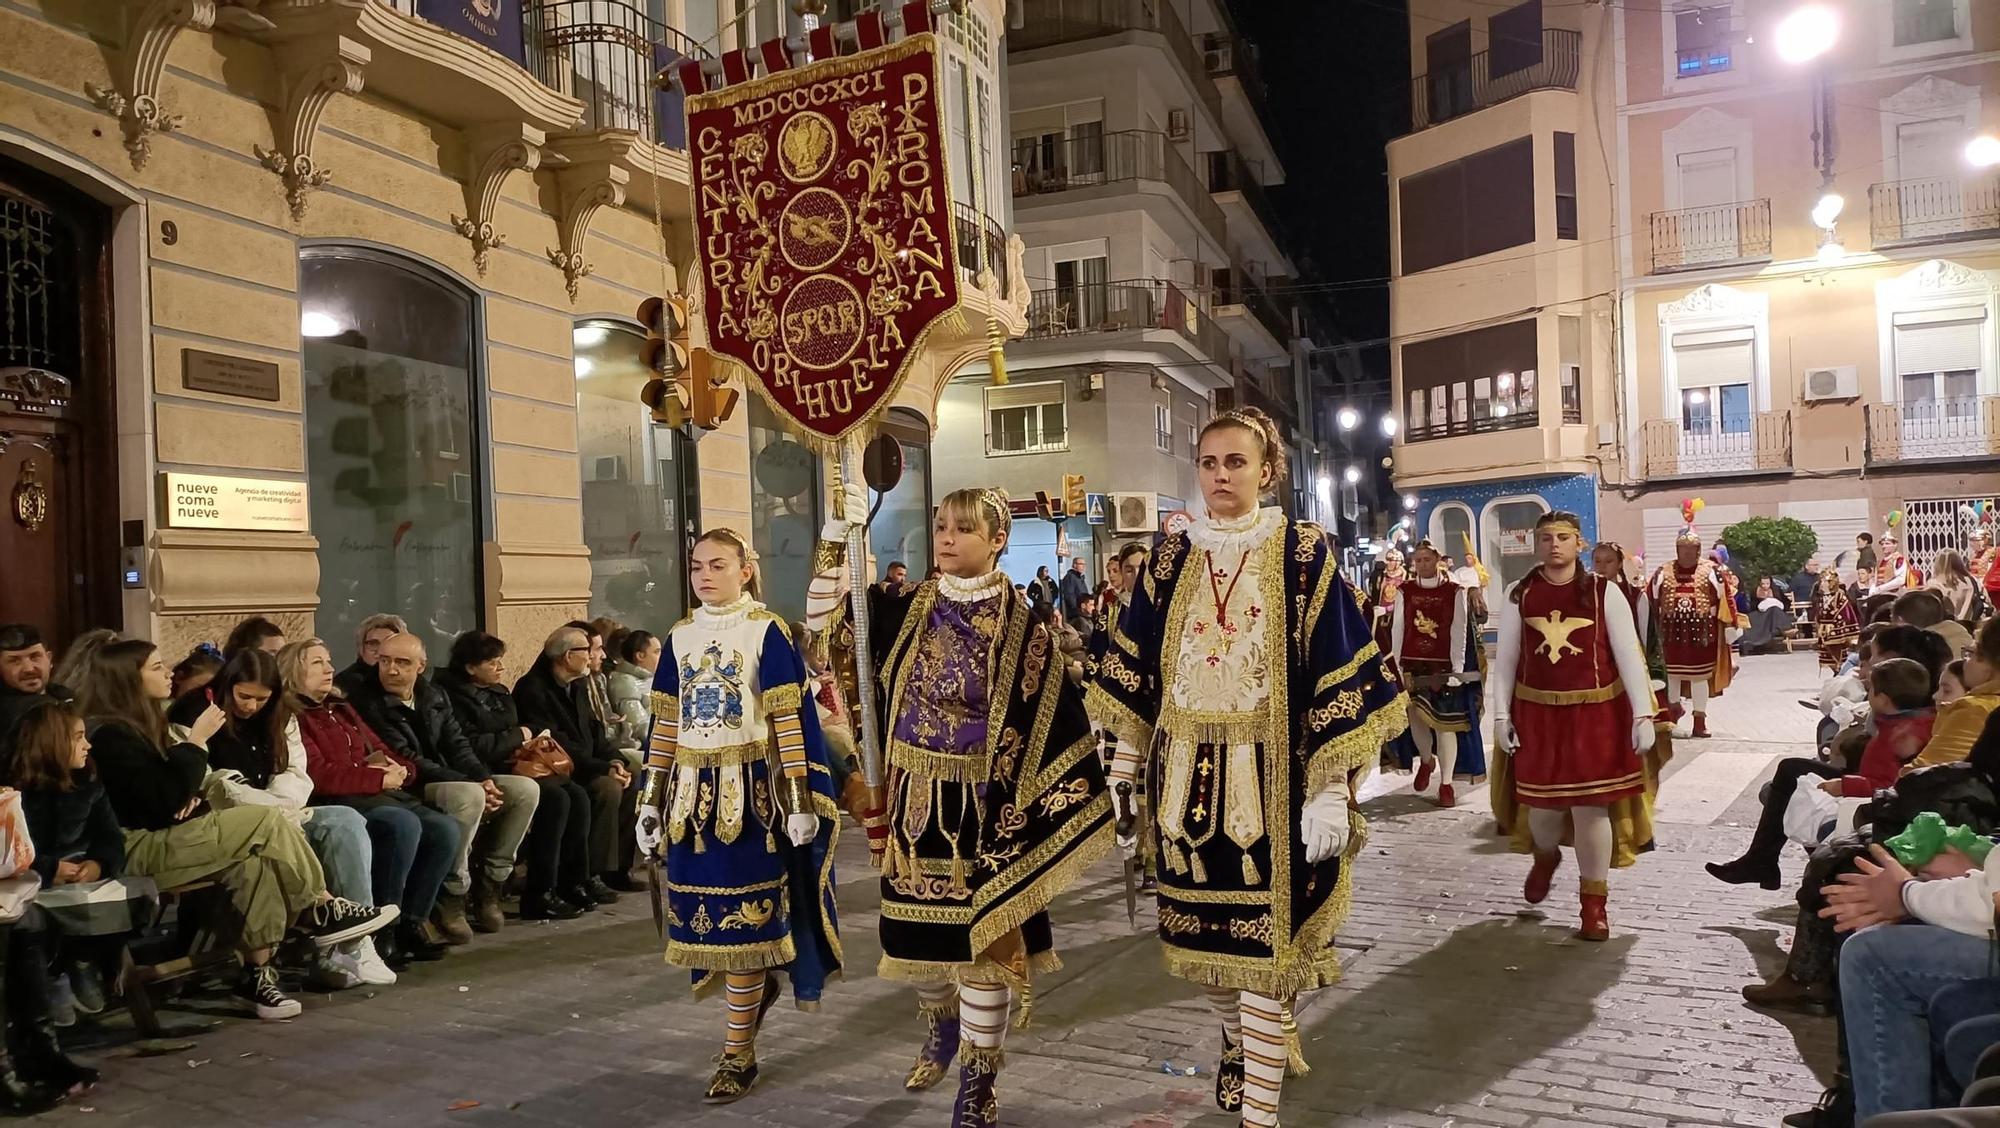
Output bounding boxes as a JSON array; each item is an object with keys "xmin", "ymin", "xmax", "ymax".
[
  {"xmin": 807, "ymin": 484, "xmax": 1112, "ymax": 1128},
  {"xmin": 1865, "ymin": 519, "xmax": 1915, "ymax": 602},
  {"xmin": 1089, "ymin": 407, "xmax": 1405, "ymax": 1128},
  {"xmin": 1812, "ymin": 567, "xmax": 1860, "ymax": 674},
  {"xmin": 1390, "ymin": 540, "xmax": 1472, "ymax": 808},
  {"xmin": 1368, "ymin": 547, "xmax": 1418, "ymax": 772},
  {"xmin": 633, "ymin": 529, "xmax": 842, "ymax": 1103},
  {"xmin": 1491, "ymin": 512, "xmax": 1657, "ymax": 941}
]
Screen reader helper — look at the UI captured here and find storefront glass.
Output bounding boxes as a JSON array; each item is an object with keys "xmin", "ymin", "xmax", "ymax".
[
  {"xmin": 300, "ymin": 249, "xmax": 481, "ymax": 664},
  {"xmin": 748, "ymin": 396, "xmax": 822, "ymax": 623},
  {"xmin": 1482, "ymin": 497, "xmax": 1551, "ymax": 594},
  {"xmin": 575, "ymin": 320, "xmax": 695, "ymax": 636},
  {"xmin": 869, "ymin": 408, "xmax": 934, "ymax": 579}
]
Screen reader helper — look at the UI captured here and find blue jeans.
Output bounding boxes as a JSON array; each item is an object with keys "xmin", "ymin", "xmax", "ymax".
[
  {"xmin": 1932, "ymin": 979, "xmax": 2000, "ymax": 1096},
  {"xmin": 301, "ymin": 805, "xmax": 373, "ymax": 907},
  {"xmin": 357, "ymin": 803, "xmax": 460, "ymax": 922},
  {"xmin": 1841, "ymin": 922, "xmax": 1994, "ymax": 1119}
]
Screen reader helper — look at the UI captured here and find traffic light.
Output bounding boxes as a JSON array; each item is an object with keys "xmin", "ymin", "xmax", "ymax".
[
  {"xmin": 1062, "ymin": 473, "xmax": 1086, "ymax": 520},
  {"xmin": 684, "ymin": 346, "xmax": 739, "ymax": 431},
  {"xmin": 636, "ymin": 294, "xmax": 739, "ymax": 431}
]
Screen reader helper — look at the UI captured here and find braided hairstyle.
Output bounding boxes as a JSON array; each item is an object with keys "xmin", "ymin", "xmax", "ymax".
[{"xmin": 1197, "ymin": 406, "xmax": 1288, "ymax": 499}]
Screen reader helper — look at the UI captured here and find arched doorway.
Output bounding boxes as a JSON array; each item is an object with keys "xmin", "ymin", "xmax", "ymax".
[{"xmin": 0, "ymin": 158, "xmax": 120, "ymax": 646}]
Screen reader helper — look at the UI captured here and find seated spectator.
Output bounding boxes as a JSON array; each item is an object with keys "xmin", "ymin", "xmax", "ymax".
[
  {"xmin": 1895, "ymin": 588, "xmax": 1973, "ymax": 659},
  {"xmin": 0, "ymin": 771, "xmax": 93, "ymax": 1110},
  {"xmin": 1709, "ymin": 655, "xmax": 1938, "ymax": 889},
  {"xmin": 567, "ymin": 620, "xmax": 633, "ymax": 760},
  {"xmin": 605, "ymin": 630, "xmax": 659, "ymax": 752},
  {"xmin": 436, "ymin": 632, "xmax": 589, "ymax": 921},
  {"xmin": 1938, "ymin": 659, "xmax": 1968, "ymax": 707},
  {"xmin": 166, "ymin": 644, "xmax": 223, "ymax": 701},
  {"xmin": 512, "ymin": 627, "xmax": 634, "ymax": 898},
  {"xmin": 1070, "ymin": 595, "xmax": 1098, "ymax": 649},
  {"xmin": 348, "ymin": 634, "xmax": 539, "ymax": 941},
  {"xmin": 222, "ymin": 616, "xmax": 287, "ymax": 658},
  {"xmin": 175, "ymin": 649, "xmax": 394, "ymax": 988},
  {"xmin": 48, "ymin": 631, "xmax": 115, "ymax": 704},
  {"xmin": 286, "ymin": 637, "xmax": 458, "ymax": 969},
  {"xmin": 334, "ymin": 614, "xmax": 407, "ymax": 700},
  {"xmin": 0, "ymin": 625, "xmax": 66, "ymax": 757},
  {"xmin": 74, "ymin": 639, "xmax": 391, "ymax": 1020},
  {"xmin": 10, "ymin": 699, "xmax": 123, "ymax": 1029},
  {"xmin": 1927, "ymin": 549, "xmax": 1980, "ymax": 622},
  {"xmin": 1916, "ymin": 622, "xmax": 2000, "ymax": 771},
  {"xmin": 1737, "ymin": 577, "xmax": 1794, "ymax": 655}
]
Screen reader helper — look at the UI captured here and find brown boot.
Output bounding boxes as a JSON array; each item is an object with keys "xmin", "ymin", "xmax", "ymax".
[
  {"xmin": 468, "ymin": 875, "xmax": 505, "ymax": 934},
  {"xmin": 1691, "ymin": 712, "xmax": 1711, "ymax": 739},
  {"xmin": 1523, "ymin": 849, "xmax": 1562, "ymax": 905},
  {"xmin": 431, "ymin": 893, "xmax": 474, "ymax": 945},
  {"xmin": 1743, "ymin": 975, "xmax": 1833, "ymax": 1013}
]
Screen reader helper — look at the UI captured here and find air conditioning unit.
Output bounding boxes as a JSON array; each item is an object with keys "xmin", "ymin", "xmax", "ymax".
[
  {"xmin": 586, "ymin": 455, "xmax": 625, "ymax": 481},
  {"xmin": 1166, "ymin": 109, "xmax": 1190, "ymax": 141},
  {"xmin": 1803, "ymin": 365, "xmax": 1859, "ymax": 402},
  {"xmin": 1150, "ymin": 372, "xmax": 1168, "ymax": 392},
  {"xmin": 1110, "ymin": 492, "xmax": 1157, "ymax": 534}
]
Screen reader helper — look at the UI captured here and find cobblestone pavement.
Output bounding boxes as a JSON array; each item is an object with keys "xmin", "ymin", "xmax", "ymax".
[{"xmin": 40, "ymin": 653, "xmax": 1836, "ymax": 1127}]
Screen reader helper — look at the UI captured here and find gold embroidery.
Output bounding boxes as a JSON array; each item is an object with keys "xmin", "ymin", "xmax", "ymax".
[
  {"xmin": 1153, "ymin": 534, "xmax": 1185, "ymax": 580},
  {"xmin": 977, "ymin": 842, "xmax": 1023, "ymax": 873},
  {"xmin": 718, "ymin": 899, "xmax": 776, "ymax": 930},
  {"xmin": 760, "ymin": 683, "xmax": 803, "ymax": 715},
  {"xmin": 1099, "ymin": 651, "xmax": 1141, "ymax": 692},
  {"xmin": 1019, "ymin": 626, "xmax": 1049, "ymax": 700},
  {"xmin": 991, "ymin": 727, "xmax": 1023, "ymax": 783},
  {"xmin": 696, "ymin": 779, "xmax": 715, "ymax": 827},
  {"xmin": 1312, "ymin": 642, "xmax": 1381, "ymax": 695},
  {"xmin": 1159, "ymin": 906, "xmax": 1202, "ymax": 936},
  {"xmin": 889, "ymin": 869, "xmax": 972, "ymax": 902},
  {"xmin": 993, "ymin": 803, "xmax": 1028, "ymax": 838},
  {"xmin": 1294, "ymin": 522, "xmax": 1322, "ymax": 563},
  {"xmin": 1229, "ymin": 915, "xmax": 1275, "ymax": 945},
  {"xmin": 690, "ymin": 902, "xmax": 714, "ymax": 935},
  {"xmin": 1307, "ymin": 689, "xmax": 1366, "ymax": 731},
  {"xmin": 665, "ymin": 877, "xmax": 785, "ymax": 896},
  {"xmin": 1037, "ymin": 778, "xmax": 1090, "ymax": 818},
  {"xmin": 1514, "ymin": 683, "xmax": 1620, "ymax": 705},
  {"xmin": 1526, "ymin": 610, "xmax": 1593, "ymax": 662},
  {"xmin": 1413, "ymin": 608, "xmax": 1439, "ymax": 639},
  {"xmin": 649, "ymin": 691, "xmax": 678, "ymax": 718}
]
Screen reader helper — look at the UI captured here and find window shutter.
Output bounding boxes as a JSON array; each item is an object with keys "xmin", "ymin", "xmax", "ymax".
[
  {"xmin": 1673, "ymin": 338, "xmax": 1754, "ymax": 386},
  {"xmin": 984, "ymin": 380, "xmax": 1065, "ymax": 410},
  {"xmin": 1894, "ymin": 316, "xmax": 1983, "ymax": 375}
]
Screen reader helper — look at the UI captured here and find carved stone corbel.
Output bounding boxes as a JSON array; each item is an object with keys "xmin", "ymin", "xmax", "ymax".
[
  {"xmin": 253, "ymin": 35, "xmax": 370, "ymax": 222},
  {"xmin": 450, "ymin": 123, "xmax": 550, "ymax": 277},
  {"xmin": 546, "ymin": 165, "xmax": 628, "ymax": 303},
  {"xmin": 86, "ymin": 0, "xmax": 275, "ymax": 169}
]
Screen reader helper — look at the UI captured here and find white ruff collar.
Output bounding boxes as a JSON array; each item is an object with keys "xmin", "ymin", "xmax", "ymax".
[
  {"xmin": 694, "ymin": 593, "xmax": 759, "ymax": 629},
  {"xmin": 937, "ymin": 569, "xmax": 1009, "ymax": 603},
  {"xmin": 1188, "ymin": 506, "xmax": 1284, "ymax": 557},
  {"xmin": 1413, "ymin": 574, "xmax": 1446, "ymax": 589}
]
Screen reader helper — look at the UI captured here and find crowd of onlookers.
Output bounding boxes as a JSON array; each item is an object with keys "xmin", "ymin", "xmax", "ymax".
[
  {"xmin": 0, "ymin": 612, "xmax": 665, "ymax": 1112},
  {"xmin": 1696, "ymin": 552, "xmax": 2000, "ymax": 1127}
]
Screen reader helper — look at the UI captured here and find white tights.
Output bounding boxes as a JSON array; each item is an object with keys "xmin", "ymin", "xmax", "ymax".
[
  {"xmin": 1411, "ymin": 721, "xmax": 1458, "ymax": 786},
  {"xmin": 1527, "ymin": 805, "xmax": 1612, "ymax": 883},
  {"xmin": 1207, "ymin": 988, "xmax": 1287, "ymax": 1127},
  {"xmin": 1672, "ymin": 678, "xmax": 1709, "ymax": 715}
]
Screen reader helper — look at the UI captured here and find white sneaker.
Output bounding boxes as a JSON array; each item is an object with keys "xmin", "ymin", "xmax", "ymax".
[
  {"xmin": 306, "ymin": 953, "xmax": 363, "ymax": 992},
  {"xmin": 349, "ymin": 935, "xmax": 397, "ymax": 986}
]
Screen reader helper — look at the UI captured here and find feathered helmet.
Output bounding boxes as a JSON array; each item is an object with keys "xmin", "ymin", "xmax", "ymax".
[{"xmin": 1677, "ymin": 497, "xmax": 1705, "ymax": 545}]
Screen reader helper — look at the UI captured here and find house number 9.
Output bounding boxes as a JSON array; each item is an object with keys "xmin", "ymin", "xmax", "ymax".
[{"xmin": 160, "ymin": 220, "xmax": 178, "ymax": 246}]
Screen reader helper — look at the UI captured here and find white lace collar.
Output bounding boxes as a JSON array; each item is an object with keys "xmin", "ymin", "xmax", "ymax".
[
  {"xmin": 937, "ymin": 569, "xmax": 1010, "ymax": 604},
  {"xmin": 694, "ymin": 593, "xmax": 760, "ymax": 629},
  {"xmin": 1187, "ymin": 506, "xmax": 1285, "ymax": 557},
  {"xmin": 1413, "ymin": 574, "xmax": 1447, "ymax": 589}
]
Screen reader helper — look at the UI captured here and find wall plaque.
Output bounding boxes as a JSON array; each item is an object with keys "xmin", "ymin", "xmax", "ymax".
[
  {"xmin": 183, "ymin": 349, "xmax": 281, "ymax": 402},
  {"xmin": 160, "ymin": 472, "xmax": 308, "ymax": 532}
]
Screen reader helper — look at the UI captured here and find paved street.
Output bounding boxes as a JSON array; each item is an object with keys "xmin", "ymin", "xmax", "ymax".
[{"xmin": 41, "ymin": 653, "xmax": 1834, "ymax": 1127}]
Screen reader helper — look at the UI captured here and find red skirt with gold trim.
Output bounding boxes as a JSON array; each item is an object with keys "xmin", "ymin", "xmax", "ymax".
[{"xmin": 1512, "ymin": 694, "xmax": 1641, "ymax": 808}]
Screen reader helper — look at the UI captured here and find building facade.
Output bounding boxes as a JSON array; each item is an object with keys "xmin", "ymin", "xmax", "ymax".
[
  {"xmin": 1390, "ymin": 0, "xmax": 2000, "ymax": 594},
  {"xmin": 0, "ymin": 0, "xmax": 1021, "ymax": 664},
  {"xmin": 932, "ymin": 0, "xmax": 1312, "ymax": 581}
]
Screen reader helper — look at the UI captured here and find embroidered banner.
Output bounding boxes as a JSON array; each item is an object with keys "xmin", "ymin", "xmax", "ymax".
[
  {"xmin": 686, "ymin": 34, "xmax": 959, "ymax": 444},
  {"xmin": 416, "ymin": 0, "xmax": 525, "ymax": 66}
]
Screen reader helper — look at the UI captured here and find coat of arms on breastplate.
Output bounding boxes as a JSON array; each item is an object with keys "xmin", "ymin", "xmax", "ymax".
[{"xmin": 681, "ymin": 642, "xmax": 746, "ymax": 735}]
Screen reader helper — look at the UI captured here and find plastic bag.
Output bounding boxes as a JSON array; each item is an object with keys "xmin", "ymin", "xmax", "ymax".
[{"xmin": 1783, "ymin": 780, "xmax": 1841, "ymax": 847}]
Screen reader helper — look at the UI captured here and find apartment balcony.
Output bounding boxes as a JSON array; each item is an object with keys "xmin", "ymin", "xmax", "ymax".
[
  {"xmin": 1394, "ymin": 409, "xmax": 1595, "ymax": 489},
  {"xmin": 533, "ymin": 0, "xmax": 710, "ymax": 149},
  {"xmin": 1207, "ymin": 150, "xmax": 1286, "ymax": 264},
  {"xmin": 1866, "ymin": 396, "xmax": 2000, "ymax": 465},
  {"xmin": 951, "ymin": 201, "xmax": 1011, "ymax": 295},
  {"xmin": 1640, "ymin": 413, "xmax": 1792, "ymax": 480},
  {"xmin": 1405, "ymin": 406, "xmax": 1537, "ymax": 444},
  {"xmin": 1020, "ymin": 278, "xmax": 1230, "ymax": 382},
  {"xmin": 1211, "ymin": 275, "xmax": 1290, "ymax": 360},
  {"xmin": 1011, "ymin": 0, "xmax": 1221, "ymax": 128},
  {"xmin": 1410, "ymin": 29, "xmax": 1581, "ymax": 132},
  {"xmin": 1870, "ymin": 174, "xmax": 2000, "ymax": 249},
  {"xmin": 1012, "ymin": 129, "xmax": 1229, "ymax": 250},
  {"xmin": 1648, "ymin": 200, "xmax": 1773, "ymax": 274}
]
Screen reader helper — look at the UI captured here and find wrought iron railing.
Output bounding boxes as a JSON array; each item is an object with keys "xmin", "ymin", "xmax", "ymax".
[
  {"xmin": 1649, "ymin": 199, "xmax": 1772, "ymax": 273},
  {"xmin": 1203, "ymin": 30, "xmax": 1268, "ymax": 111},
  {"xmin": 1011, "ymin": 0, "xmax": 1220, "ymax": 125},
  {"xmin": 1869, "ymin": 174, "xmax": 2000, "ymax": 248},
  {"xmin": 951, "ymin": 201, "xmax": 1010, "ymax": 296},
  {"xmin": 1213, "ymin": 273, "xmax": 1290, "ymax": 348},
  {"xmin": 1410, "ymin": 28, "xmax": 1580, "ymax": 131},
  {"xmin": 1013, "ymin": 129, "xmax": 1228, "ymax": 249},
  {"xmin": 1640, "ymin": 412, "xmax": 1791, "ymax": 478},
  {"xmin": 1207, "ymin": 149, "xmax": 1284, "ymax": 243},
  {"xmin": 531, "ymin": 0, "xmax": 710, "ymax": 148},
  {"xmin": 1022, "ymin": 277, "xmax": 1228, "ymax": 363},
  {"xmin": 1866, "ymin": 396, "xmax": 2000, "ymax": 464},
  {"xmin": 1405, "ymin": 407, "xmax": 1538, "ymax": 443}
]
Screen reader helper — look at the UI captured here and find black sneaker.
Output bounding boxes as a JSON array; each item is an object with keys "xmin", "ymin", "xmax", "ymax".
[
  {"xmin": 396, "ymin": 922, "xmax": 449, "ymax": 963},
  {"xmin": 303, "ymin": 898, "xmax": 398, "ymax": 948},
  {"xmin": 582, "ymin": 877, "xmax": 620, "ymax": 905},
  {"xmin": 520, "ymin": 892, "xmax": 585, "ymax": 921},
  {"xmin": 562, "ymin": 885, "xmax": 604, "ymax": 912},
  {"xmin": 235, "ymin": 965, "xmax": 302, "ymax": 1021},
  {"xmin": 1782, "ymin": 1086, "xmax": 1853, "ymax": 1128}
]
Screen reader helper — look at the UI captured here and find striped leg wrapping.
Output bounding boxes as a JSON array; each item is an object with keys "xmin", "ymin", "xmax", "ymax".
[{"xmin": 1239, "ymin": 992, "xmax": 1287, "ymax": 1128}]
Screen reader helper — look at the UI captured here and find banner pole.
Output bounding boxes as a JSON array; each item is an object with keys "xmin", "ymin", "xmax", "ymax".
[{"xmin": 833, "ymin": 441, "xmax": 886, "ymax": 789}]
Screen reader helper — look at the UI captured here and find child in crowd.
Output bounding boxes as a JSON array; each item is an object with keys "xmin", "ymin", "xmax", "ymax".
[
  {"xmin": 1937, "ymin": 659, "xmax": 1968, "ymax": 708},
  {"xmin": 1813, "ymin": 657, "xmax": 1936, "ymax": 804}
]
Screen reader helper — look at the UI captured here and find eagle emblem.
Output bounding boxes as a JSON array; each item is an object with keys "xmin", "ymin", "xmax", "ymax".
[
  {"xmin": 1413, "ymin": 608, "xmax": 1439, "ymax": 639},
  {"xmin": 1526, "ymin": 610, "xmax": 1593, "ymax": 663}
]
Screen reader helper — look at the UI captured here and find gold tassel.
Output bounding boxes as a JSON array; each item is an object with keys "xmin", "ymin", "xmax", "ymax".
[
  {"xmin": 985, "ymin": 317, "xmax": 1007, "ymax": 386},
  {"xmin": 1241, "ymin": 854, "xmax": 1261, "ymax": 887},
  {"xmin": 950, "ymin": 847, "xmax": 968, "ymax": 894},
  {"xmin": 1012, "ymin": 983, "xmax": 1033, "ymax": 1030},
  {"xmin": 766, "ymin": 829, "xmax": 777, "ymax": 854},
  {"xmin": 1189, "ymin": 851, "xmax": 1207, "ymax": 885},
  {"xmin": 1165, "ymin": 840, "xmax": 1188, "ymax": 876},
  {"xmin": 1283, "ymin": 1005, "xmax": 1311, "ymax": 1077},
  {"xmin": 693, "ymin": 832, "xmax": 706, "ymax": 855}
]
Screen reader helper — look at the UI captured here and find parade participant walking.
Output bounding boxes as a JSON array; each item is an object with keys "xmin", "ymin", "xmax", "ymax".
[
  {"xmin": 1813, "ymin": 568, "xmax": 1860, "ymax": 673},
  {"xmin": 1089, "ymin": 406, "xmax": 1404, "ymax": 1128},
  {"xmin": 806, "ymin": 485, "xmax": 1112, "ymax": 1128},
  {"xmin": 633, "ymin": 529, "xmax": 841, "ymax": 1105},
  {"xmin": 1491, "ymin": 512, "xmax": 1656, "ymax": 942},
  {"xmin": 1391, "ymin": 541, "xmax": 1470, "ymax": 808},
  {"xmin": 1648, "ymin": 523, "xmax": 1743, "ymax": 738}
]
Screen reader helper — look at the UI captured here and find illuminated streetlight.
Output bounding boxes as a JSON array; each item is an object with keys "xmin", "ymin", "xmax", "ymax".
[
  {"xmin": 1967, "ymin": 134, "xmax": 2000, "ymax": 169},
  {"xmin": 1314, "ymin": 474, "xmax": 1333, "ymax": 507},
  {"xmin": 1810, "ymin": 191, "xmax": 1844, "ymax": 229},
  {"xmin": 1402, "ymin": 493, "xmax": 1418, "ymax": 510},
  {"xmin": 1343, "ymin": 465, "xmax": 1361, "ymax": 485},
  {"xmin": 1337, "ymin": 406, "xmax": 1359, "ymax": 431},
  {"xmin": 1774, "ymin": 4, "xmax": 1838, "ymax": 64},
  {"xmin": 1817, "ymin": 239, "xmax": 1846, "ymax": 267},
  {"xmin": 1380, "ymin": 414, "xmax": 1399, "ymax": 437},
  {"xmin": 301, "ymin": 310, "xmax": 342, "ymax": 338}
]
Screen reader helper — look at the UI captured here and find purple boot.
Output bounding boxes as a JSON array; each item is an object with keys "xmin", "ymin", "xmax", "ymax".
[
  {"xmin": 905, "ymin": 1000, "xmax": 960, "ymax": 1091},
  {"xmin": 949, "ymin": 1043, "xmax": 1002, "ymax": 1128}
]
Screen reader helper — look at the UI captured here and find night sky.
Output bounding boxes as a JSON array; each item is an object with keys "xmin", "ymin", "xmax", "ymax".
[{"xmin": 1228, "ymin": 0, "xmax": 1409, "ymax": 346}]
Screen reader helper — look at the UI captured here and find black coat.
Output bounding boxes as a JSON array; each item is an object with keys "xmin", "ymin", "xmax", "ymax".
[
  {"xmin": 511, "ymin": 659, "xmax": 615, "ymax": 782},
  {"xmin": 88, "ymin": 720, "xmax": 209, "ymax": 832},
  {"xmin": 0, "ymin": 681, "xmax": 70, "ymax": 760},
  {"xmin": 19, "ymin": 772, "xmax": 125, "ymax": 882},
  {"xmin": 348, "ymin": 674, "xmax": 488, "ymax": 786},
  {"xmin": 435, "ymin": 669, "xmax": 524, "ymax": 774},
  {"xmin": 333, "ymin": 658, "xmax": 374, "ymax": 701}
]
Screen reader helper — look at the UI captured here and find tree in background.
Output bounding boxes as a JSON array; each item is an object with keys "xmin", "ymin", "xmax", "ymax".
[{"xmin": 1719, "ymin": 517, "xmax": 1819, "ymax": 588}]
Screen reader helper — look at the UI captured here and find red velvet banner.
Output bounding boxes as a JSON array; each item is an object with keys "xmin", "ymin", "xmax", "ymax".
[{"xmin": 686, "ymin": 34, "xmax": 959, "ymax": 445}]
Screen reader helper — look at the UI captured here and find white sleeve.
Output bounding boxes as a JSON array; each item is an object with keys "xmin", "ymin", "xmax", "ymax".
[
  {"xmin": 266, "ymin": 718, "xmax": 315, "ymax": 811},
  {"xmin": 1389, "ymin": 595, "xmax": 1407, "ymax": 667},
  {"xmin": 1490, "ymin": 595, "xmax": 1522, "ymax": 723},
  {"xmin": 1902, "ymin": 870, "xmax": 1999, "ymax": 938},
  {"xmin": 1602, "ymin": 585, "xmax": 1654, "ymax": 718},
  {"xmin": 1635, "ymin": 591, "xmax": 1652, "ymax": 648},
  {"xmin": 1449, "ymin": 587, "xmax": 1468, "ymax": 675}
]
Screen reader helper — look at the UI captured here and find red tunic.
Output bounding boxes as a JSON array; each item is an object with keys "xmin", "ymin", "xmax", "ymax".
[
  {"xmin": 1654, "ymin": 562, "xmax": 1725, "ymax": 679},
  {"xmin": 1511, "ymin": 572, "xmax": 1641, "ymax": 808},
  {"xmin": 1398, "ymin": 580, "xmax": 1458, "ymax": 679}
]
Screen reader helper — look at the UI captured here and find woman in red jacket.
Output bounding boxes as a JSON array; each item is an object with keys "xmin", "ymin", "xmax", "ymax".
[{"xmin": 282, "ymin": 638, "xmax": 460, "ymax": 969}]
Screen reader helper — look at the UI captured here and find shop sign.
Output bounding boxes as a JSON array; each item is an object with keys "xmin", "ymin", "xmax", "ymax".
[
  {"xmin": 1499, "ymin": 528, "xmax": 1534, "ymax": 556},
  {"xmin": 160, "ymin": 472, "xmax": 308, "ymax": 533},
  {"xmin": 686, "ymin": 34, "xmax": 958, "ymax": 444},
  {"xmin": 183, "ymin": 349, "xmax": 280, "ymax": 402}
]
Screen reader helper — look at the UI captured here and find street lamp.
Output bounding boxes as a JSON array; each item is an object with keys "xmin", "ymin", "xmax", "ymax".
[
  {"xmin": 1343, "ymin": 465, "xmax": 1361, "ymax": 485},
  {"xmin": 1775, "ymin": 4, "xmax": 1838, "ymax": 64},
  {"xmin": 1336, "ymin": 406, "xmax": 1359, "ymax": 431},
  {"xmin": 1402, "ymin": 493, "xmax": 1418, "ymax": 510},
  {"xmin": 1816, "ymin": 238, "xmax": 1846, "ymax": 267},
  {"xmin": 1810, "ymin": 191, "xmax": 1844, "ymax": 229},
  {"xmin": 1313, "ymin": 473, "xmax": 1332, "ymax": 508},
  {"xmin": 1379, "ymin": 414, "xmax": 1399, "ymax": 438},
  {"xmin": 1967, "ymin": 134, "xmax": 2000, "ymax": 169}
]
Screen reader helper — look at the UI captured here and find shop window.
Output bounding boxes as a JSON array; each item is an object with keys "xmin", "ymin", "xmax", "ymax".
[
  {"xmin": 1430, "ymin": 502, "xmax": 1475, "ymax": 567},
  {"xmin": 574, "ymin": 319, "xmax": 696, "ymax": 633},
  {"xmin": 748, "ymin": 396, "xmax": 823, "ymax": 624},
  {"xmin": 301, "ymin": 248, "xmax": 481, "ymax": 663},
  {"xmin": 870, "ymin": 408, "xmax": 935, "ymax": 582},
  {"xmin": 1482, "ymin": 496, "xmax": 1551, "ymax": 594},
  {"xmin": 985, "ymin": 380, "xmax": 1068, "ymax": 454}
]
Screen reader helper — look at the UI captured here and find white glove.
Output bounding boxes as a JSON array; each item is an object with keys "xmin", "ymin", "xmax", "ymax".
[
  {"xmin": 1631, "ymin": 717, "xmax": 1656, "ymax": 754},
  {"xmin": 1725, "ymin": 627, "xmax": 1743, "ymax": 645},
  {"xmin": 786, "ymin": 812, "xmax": 818, "ymax": 847},
  {"xmin": 636, "ymin": 803, "xmax": 664, "ymax": 860},
  {"xmin": 1444, "ymin": 674, "xmax": 1463, "ymax": 687},
  {"xmin": 1493, "ymin": 717, "xmax": 1519, "ymax": 755},
  {"xmin": 820, "ymin": 482, "xmax": 868, "ymax": 542},
  {"xmin": 1299, "ymin": 784, "xmax": 1350, "ymax": 864}
]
